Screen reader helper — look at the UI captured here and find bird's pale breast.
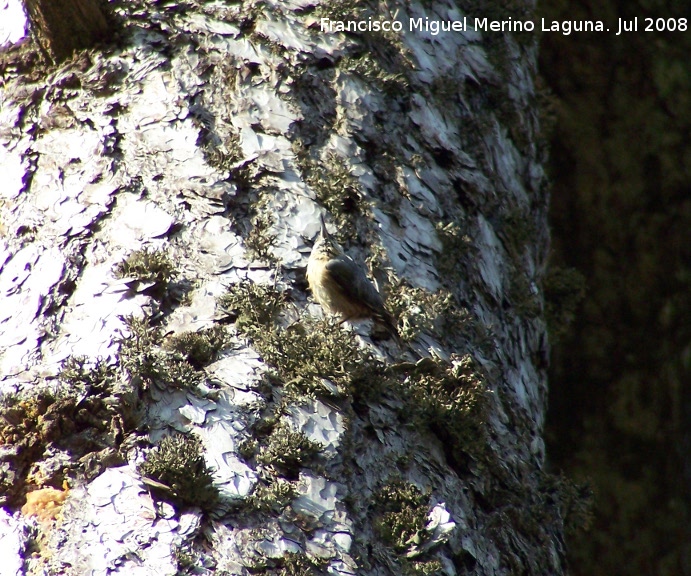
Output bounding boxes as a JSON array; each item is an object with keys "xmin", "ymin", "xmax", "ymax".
[{"xmin": 307, "ymin": 255, "xmax": 370, "ymax": 319}]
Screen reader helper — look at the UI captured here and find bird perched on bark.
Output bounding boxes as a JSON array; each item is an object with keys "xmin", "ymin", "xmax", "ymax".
[{"xmin": 307, "ymin": 216, "xmax": 399, "ymax": 341}]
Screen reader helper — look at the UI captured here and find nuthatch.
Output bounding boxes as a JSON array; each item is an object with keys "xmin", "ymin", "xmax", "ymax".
[{"xmin": 307, "ymin": 216, "xmax": 398, "ymax": 340}]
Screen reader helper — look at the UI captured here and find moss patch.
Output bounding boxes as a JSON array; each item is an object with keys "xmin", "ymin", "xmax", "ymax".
[
  {"xmin": 244, "ymin": 205, "xmax": 278, "ymax": 264},
  {"xmin": 246, "ymin": 478, "xmax": 297, "ymax": 514},
  {"xmin": 248, "ymin": 552, "xmax": 328, "ymax": 576},
  {"xmin": 391, "ymin": 355, "xmax": 489, "ymax": 464},
  {"xmin": 114, "ymin": 247, "xmax": 176, "ymax": 286},
  {"xmin": 373, "ymin": 480, "xmax": 430, "ymax": 553},
  {"xmin": 0, "ymin": 355, "xmax": 138, "ymax": 509},
  {"xmin": 256, "ymin": 424, "xmax": 322, "ymax": 478},
  {"xmin": 138, "ymin": 433, "xmax": 218, "ymax": 510},
  {"xmin": 219, "ymin": 282, "xmax": 388, "ymax": 401},
  {"xmin": 218, "ymin": 281, "xmax": 284, "ymax": 332},
  {"xmin": 294, "ymin": 148, "xmax": 365, "ymax": 237},
  {"xmin": 118, "ymin": 316, "xmax": 204, "ymax": 392},
  {"xmin": 163, "ymin": 325, "xmax": 231, "ymax": 369},
  {"xmin": 388, "ymin": 284, "xmax": 471, "ymax": 345}
]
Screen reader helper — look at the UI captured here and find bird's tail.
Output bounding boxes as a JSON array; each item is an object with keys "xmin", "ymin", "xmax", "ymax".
[{"xmin": 374, "ymin": 309, "xmax": 402, "ymax": 346}]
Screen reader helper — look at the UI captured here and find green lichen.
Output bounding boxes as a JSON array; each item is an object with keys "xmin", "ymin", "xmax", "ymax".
[
  {"xmin": 217, "ymin": 281, "xmax": 284, "ymax": 332},
  {"xmin": 434, "ymin": 221, "xmax": 471, "ymax": 282},
  {"xmin": 199, "ymin": 128, "xmax": 243, "ymax": 175},
  {"xmin": 248, "ymin": 551, "xmax": 328, "ymax": 576},
  {"xmin": 137, "ymin": 349, "xmax": 202, "ymax": 390},
  {"xmin": 341, "ymin": 52, "xmax": 409, "ymax": 97},
  {"xmin": 59, "ymin": 354, "xmax": 141, "ymax": 430},
  {"xmin": 173, "ymin": 543, "xmax": 197, "ymax": 575},
  {"xmin": 387, "ymin": 284, "xmax": 470, "ymax": 345},
  {"xmin": 392, "ymin": 355, "xmax": 489, "ymax": 459},
  {"xmin": 374, "ymin": 480, "xmax": 430, "ymax": 553},
  {"xmin": 138, "ymin": 433, "xmax": 218, "ymax": 510},
  {"xmin": 312, "ymin": 0, "xmax": 363, "ymax": 22},
  {"xmin": 0, "ymin": 389, "xmax": 60, "ymax": 507},
  {"xmin": 118, "ymin": 316, "xmax": 203, "ymax": 392},
  {"xmin": 256, "ymin": 424, "xmax": 321, "ymax": 476},
  {"xmin": 219, "ymin": 282, "xmax": 387, "ymax": 401},
  {"xmin": 274, "ymin": 553, "xmax": 328, "ymax": 576},
  {"xmin": 246, "ymin": 478, "xmax": 297, "ymax": 514},
  {"xmin": 244, "ymin": 206, "xmax": 278, "ymax": 264},
  {"xmin": 255, "ymin": 320, "xmax": 378, "ymax": 399},
  {"xmin": 114, "ymin": 247, "xmax": 176, "ymax": 285},
  {"xmin": 237, "ymin": 437, "xmax": 259, "ymax": 461},
  {"xmin": 294, "ymin": 149, "xmax": 364, "ymax": 234},
  {"xmin": 58, "ymin": 355, "xmax": 115, "ymax": 393},
  {"xmin": 402, "ymin": 559, "xmax": 444, "ymax": 576},
  {"xmin": 231, "ymin": 160, "xmax": 263, "ymax": 194},
  {"xmin": 118, "ymin": 315, "xmax": 160, "ymax": 354},
  {"xmin": 0, "ymin": 362, "xmax": 136, "ymax": 510},
  {"xmin": 163, "ymin": 325, "xmax": 231, "ymax": 369},
  {"xmin": 315, "ymin": 0, "xmax": 411, "ymax": 96}
]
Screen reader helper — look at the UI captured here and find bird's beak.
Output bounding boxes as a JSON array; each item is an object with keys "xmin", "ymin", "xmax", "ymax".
[{"xmin": 319, "ymin": 214, "xmax": 329, "ymax": 238}]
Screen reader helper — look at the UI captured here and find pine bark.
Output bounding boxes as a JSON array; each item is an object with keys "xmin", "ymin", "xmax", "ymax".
[
  {"xmin": 23, "ymin": 0, "xmax": 109, "ymax": 62},
  {"xmin": 0, "ymin": 2, "xmax": 567, "ymax": 574}
]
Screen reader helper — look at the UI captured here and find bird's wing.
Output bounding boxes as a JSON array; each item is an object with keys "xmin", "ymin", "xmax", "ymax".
[
  {"xmin": 326, "ymin": 256, "xmax": 399, "ymax": 339},
  {"xmin": 325, "ymin": 257, "xmax": 385, "ymax": 311}
]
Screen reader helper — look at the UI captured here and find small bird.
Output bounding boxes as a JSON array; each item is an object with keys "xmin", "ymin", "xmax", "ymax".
[{"xmin": 307, "ymin": 216, "xmax": 398, "ymax": 340}]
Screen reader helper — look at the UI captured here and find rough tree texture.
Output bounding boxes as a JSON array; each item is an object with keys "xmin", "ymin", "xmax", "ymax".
[
  {"xmin": 24, "ymin": 0, "xmax": 110, "ymax": 63},
  {"xmin": 0, "ymin": 1, "xmax": 566, "ymax": 575}
]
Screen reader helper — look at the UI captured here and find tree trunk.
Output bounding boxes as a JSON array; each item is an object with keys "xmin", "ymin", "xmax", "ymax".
[
  {"xmin": 23, "ymin": 0, "xmax": 109, "ymax": 62},
  {"xmin": 0, "ymin": 1, "xmax": 571, "ymax": 574}
]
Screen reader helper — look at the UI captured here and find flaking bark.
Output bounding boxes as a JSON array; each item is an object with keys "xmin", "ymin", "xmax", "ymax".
[
  {"xmin": 0, "ymin": 1, "xmax": 572, "ymax": 574},
  {"xmin": 23, "ymin": 0, "xmax": 110, "ymax": 63}
]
